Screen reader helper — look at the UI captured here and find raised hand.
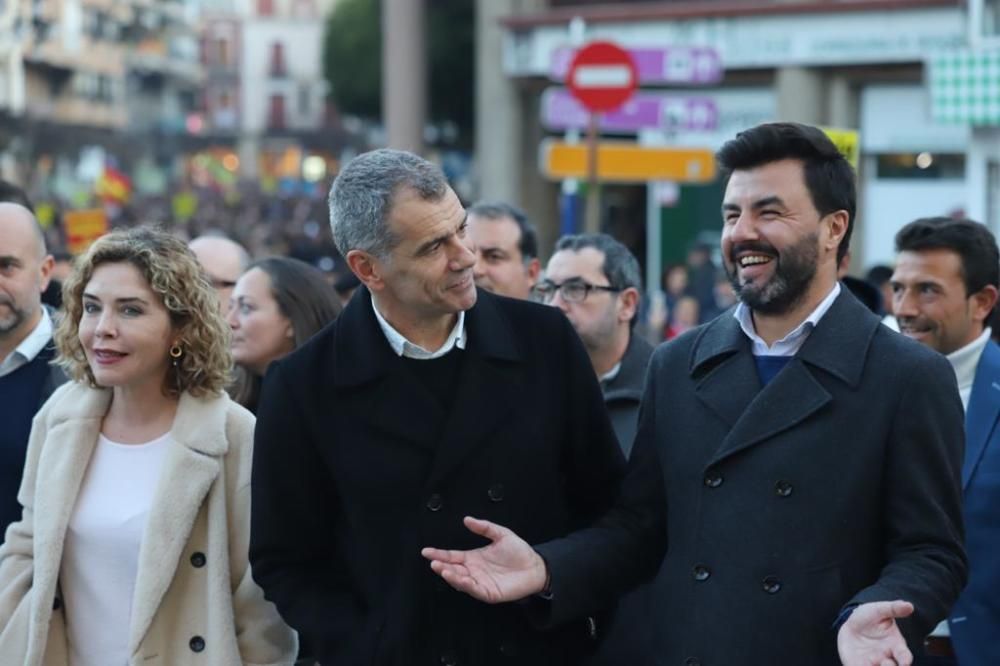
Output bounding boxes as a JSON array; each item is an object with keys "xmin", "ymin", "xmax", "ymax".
[
  {"xmin": 837, "ymin": 600, "xmax": 915, "ymax": 666},
  {"xmin": 421, "ymin": 516, "xmax": 548, "ymax": 604}
]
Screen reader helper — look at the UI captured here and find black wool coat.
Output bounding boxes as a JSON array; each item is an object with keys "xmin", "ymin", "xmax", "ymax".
[
  {"xmin": 634, "ymin": 290, "xmax": 967, "ymax": 665},
  {"xmin": 249, "ymin": 288, "xmax": 666, "ymax": 666}
]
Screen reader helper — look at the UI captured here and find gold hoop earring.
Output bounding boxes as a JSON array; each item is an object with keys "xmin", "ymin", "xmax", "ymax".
[{"xmin": 169, "ymin": 345, "xmax": 183, "ymax": 367}]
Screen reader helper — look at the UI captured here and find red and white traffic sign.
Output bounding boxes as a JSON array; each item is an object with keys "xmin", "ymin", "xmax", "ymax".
[{"xmin": 566, "ymin": 41, "xmax": 638, "ymax": 113}]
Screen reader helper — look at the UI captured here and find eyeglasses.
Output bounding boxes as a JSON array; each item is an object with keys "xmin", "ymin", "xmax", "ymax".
[{"xmin": 533, "ymin": 279, "xmax": 620, "ymax": 304}]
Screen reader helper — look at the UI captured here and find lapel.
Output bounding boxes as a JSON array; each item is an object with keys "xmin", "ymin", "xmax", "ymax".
[
  {"xmin": 31, "ymin": 385, "xmax": 110, "ymax": 628},
  {"xmin": 425, "ymin": 291, "xmax": 520, "ymax": 487},
  {"xmin": 331, "ymin": 288, "xmax": 446, "ymax": 449},
  {"xmin": 128, "ymin": 391, "xmax": 227, "ymax": 653},
  {"xmin": 698, "ymin": 291, "xmax": 878, "ymax": 467},
  {"xmin": 963, "ymin": 340, "xmax": 1000, "ymax": 489}
]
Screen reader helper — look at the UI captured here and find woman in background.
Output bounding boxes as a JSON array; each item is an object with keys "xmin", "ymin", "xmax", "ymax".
[
  {"xmin": 0, "ymin": 227, "xmax": 296, "ymax": 665},
  {"xmin": 227, "ymin": 257, "xmax": 341, "ymax": 413}
]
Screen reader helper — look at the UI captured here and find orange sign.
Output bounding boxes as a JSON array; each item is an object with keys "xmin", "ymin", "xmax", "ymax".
[
  {"xmin": 540, "ymin": 140, "xmax": 716, "ymax": 183},
  {"xmin": 65, "ymin": 209, "xmax": 109, "ymax": 255}
]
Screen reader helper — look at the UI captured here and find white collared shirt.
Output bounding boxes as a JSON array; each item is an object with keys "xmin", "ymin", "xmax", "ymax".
[
  {"xmin": 946, "ymin": 327, "xmax": 992, "ymax": 410},
  {"xmin": 371, "ymin": 299, "xmax": 467, "ymax": 360},
  {"xmin": 0, "ymin": 308, "xmax": 53, "ymax": 378},
  {"xmin": 733, "ymin": 283, "xmax": 841, "ymax": 357}
]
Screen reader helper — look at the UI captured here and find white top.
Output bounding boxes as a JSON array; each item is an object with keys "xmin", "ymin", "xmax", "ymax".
[
  {"xmin": 0, "ymin": 308, "xmax": 52, "ymax": 378},
  {"xmin": 946, "ymin": 327, "xmax": 992, "ymax": 410},
  {"xmin": 61, "ymin": 432, "xmax": 171, "ymax": 666},
  {"xmin": 371, "ymin": 298, "xmax": 467, "ymax": 359},
  {"xmin": 733, "ymin": 283, "xmax": 841, "ymax": 357}
]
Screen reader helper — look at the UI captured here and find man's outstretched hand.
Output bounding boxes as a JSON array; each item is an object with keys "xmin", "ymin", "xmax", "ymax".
[
  {"xmin": 421, "ymin": 516, "xmax": 548, "ymax": 604},
  {"xmin": 837, "ymin": 600, "xmax": 915, "ymax": 666}
]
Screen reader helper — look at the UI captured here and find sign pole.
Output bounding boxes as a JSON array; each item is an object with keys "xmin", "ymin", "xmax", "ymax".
[{"xmin": 584, "ymin": 112, "xmax": 600, "ymax": 234}]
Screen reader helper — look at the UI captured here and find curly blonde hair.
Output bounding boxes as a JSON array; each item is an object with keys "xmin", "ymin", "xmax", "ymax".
[{"xmin": 54, "ymin": 226, "xmax": 232, "ymax": 397}]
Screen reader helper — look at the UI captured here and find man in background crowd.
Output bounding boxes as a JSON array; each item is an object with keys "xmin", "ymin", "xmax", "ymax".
[
  {"xmin": 892, "ymin": 216, "xmax": 1000, "ymax": 666},
  {"xmin": 467, "ymin": 201, "xmax": 540, "ymax": 300},
  {"xmin": 189, "ymin": 233, "xmax": 250, "ymax": 310}
]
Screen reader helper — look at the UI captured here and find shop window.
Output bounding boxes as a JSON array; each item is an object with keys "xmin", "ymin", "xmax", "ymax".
[{"xmin": 875, "ymin": 153, "xmax": 965, "ymax": 180}]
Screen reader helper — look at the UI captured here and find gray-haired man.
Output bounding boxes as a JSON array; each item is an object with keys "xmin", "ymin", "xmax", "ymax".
[{"xmin": 249, "ymin": 149, "xmax": 666, "ymax": 666}]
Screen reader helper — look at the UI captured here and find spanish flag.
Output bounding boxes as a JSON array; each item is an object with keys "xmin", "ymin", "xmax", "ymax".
[{"xmin": 95, "ymin": 166, "xmax": 132, "ymax": 204}]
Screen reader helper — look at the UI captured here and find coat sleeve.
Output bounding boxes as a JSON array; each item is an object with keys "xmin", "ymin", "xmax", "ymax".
[
  {"xmin": 846, "ymin": 350, "xmax": 968, "ymax": 642},
  {"xmin": 249, "ymin": 358, "xmax": 370, "ymax": 661},
  {"xmin": 0, "ymin": 398, "xmax": 49, "ymax": 650},
  {"xmin": 224, "ymin": 407, "xmax": 298, "ymax": 666},
  {"xmin": 533, "ymin": 319, "xmax": 667, "ymax": 627}
]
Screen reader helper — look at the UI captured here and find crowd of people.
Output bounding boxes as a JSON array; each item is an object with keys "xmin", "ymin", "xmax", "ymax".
[{"xmin": 0, "ymin": 121, "xmax": 996, "ymax": 666}]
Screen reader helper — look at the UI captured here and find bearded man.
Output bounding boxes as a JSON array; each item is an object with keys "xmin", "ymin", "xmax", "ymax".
[{"xmin": 426, "ymin": 123, "xmax": 970, "ymax": 666}]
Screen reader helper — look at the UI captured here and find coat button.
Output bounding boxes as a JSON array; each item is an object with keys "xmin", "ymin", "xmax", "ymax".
[
  {"xmin": 426, "ymin": 493, "xmax": 444, "ymax": 512},
  {"xmin": 190, "ymin": 552, "xmax": 206, "ymax": 568},
  {"xmin": 189, "ymin": 635, "xmax": 205, "ymax": 652},
  {"xmin": 439, "ymin": 650, "xmax": 458, "ymax": 665},
  {"xmin": 774, "ymin": 480, "xmax": 793, "ymax": 497},
  {"xmin": 487, "ymin": 484, "xmax": 505, "ymax": 502},
  {"xmin": 762, "ymin": 576, "xmax": 782, "ymax": 594},
  {"xmin": 704, "ymin": 474, "xmax": 723, "ymax": 488},
  {"xmin": 692, "ymin": 564, "xmax": 711, "ymax": 582}
]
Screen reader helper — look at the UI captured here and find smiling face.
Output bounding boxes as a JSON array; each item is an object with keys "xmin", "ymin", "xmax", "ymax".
[
  {"xmin": 366, "ymin": 186, "xmax": 478, "ymax": 324},
  {"xmin": 721, "ymin": 159, "xmax": 845, "ymax": 316},
  {"xmin": 891, "ymin": 248, "xmax": 995, "ymax": 355},
  {"xmin": 226, "ymin": 267, "xmax": 295, "ymax": 376},
  {"xmin": 78, "ymin": 262, "xmax": 176, "ymax": 392}
]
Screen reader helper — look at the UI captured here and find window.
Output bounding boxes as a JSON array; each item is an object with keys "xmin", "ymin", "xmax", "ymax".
[
  {"xmin": 257, "ymin": 0, "xmax": 274, "ymax": 17},
  {"xmin": 269, "ymin": 42, "xmax": 286, "ymax": 77},
  {"xmin": 268, "ymin": 94, "xmax": 286, "ymax": 129},
  {"xmin": 298, "ymin": 84, "xmax": 310, "ymax": 115}
]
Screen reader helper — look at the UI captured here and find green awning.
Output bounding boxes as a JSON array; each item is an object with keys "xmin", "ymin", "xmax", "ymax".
[{"xmin": 929, "ymin": 48, "xmax": 1000, "ymax": 125}]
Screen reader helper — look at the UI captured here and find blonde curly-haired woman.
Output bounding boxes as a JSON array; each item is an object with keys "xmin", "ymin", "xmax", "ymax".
[{"xmin": 0, "ymin": 227, "xmax": 296, "ymax": 665}]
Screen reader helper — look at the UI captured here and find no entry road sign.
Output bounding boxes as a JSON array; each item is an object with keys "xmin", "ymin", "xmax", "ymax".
[{"xmin": 566, "ymin": 41, "xmax": 638, "ymax": 113}]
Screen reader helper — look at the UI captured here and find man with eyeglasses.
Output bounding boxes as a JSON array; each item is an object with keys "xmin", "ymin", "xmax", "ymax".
[
  {"xmin": 536, "ymin": 233, "xmax": 652, "ymax": 458},
  {"xmin": 189, "ymin": 234, "xmax": 250, "ymax": 311}
]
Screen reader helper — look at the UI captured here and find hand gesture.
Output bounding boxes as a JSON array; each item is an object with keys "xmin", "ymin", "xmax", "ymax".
[
  {"xmin": 421, "ymin": 516, "xmax": 548, "ymax": 604},
  {"xmin": 837, "ymin": 600, "xmax": 915, "ymax": 666}
]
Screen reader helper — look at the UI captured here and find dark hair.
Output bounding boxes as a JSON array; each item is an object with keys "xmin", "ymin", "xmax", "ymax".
[
  {"xmin": 716, "ymin": 122, "xmax": 856, "ymax": 264},
  {"xmin": 0, "ymin": 179, "xmax": 34, "ymax": 212},
  {"xmin": 231, "ymin": 257, "xmax": 343, "ymax": 410},
  {"xmin": 553, "ymin": 233, "xmax": 642, "ymax": 326},
  {"xmin": 865, "ymin": 264, "xmax": 894, "ymax": 287},
  {"xmin": 894, "ymin": 217, "xmax": 1000, "ymax": 296},
  {"xmin": 467, "ymin": 201, "xmax": 539, "ymax": 262}
]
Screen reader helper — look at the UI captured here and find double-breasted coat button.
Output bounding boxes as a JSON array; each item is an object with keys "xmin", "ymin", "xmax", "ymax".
[
  {"xmin": 704, "ymin": 474, "xmax": 723, "ymax": 488},
  {"xmin": 190, "ymin": 552, "xmax": 206, "ymax": 568},
  {"xmin": 762, "ymin": 576, "xmax": 782, "ymax": 594},
  {"xmin": 692, "ymin": 564, "xmax": 711, "ymax": 582},
  {"xmin": 189, "ymin": 636, "xmax": 205, "ymax": 652},
  {"xmin": 439, "ymin": 650, "xmax": 458, "ymax": 665},
  {"xmin": 774, "ymin": 480, "xmax": 793, "ymax": 497},
  {"xmin": 487, "ymin": 484, "xmax": 505, "ymax": 502},
  {"xmin": 426, "ymin": 493, "xmax": 444, "ymax": 512}
]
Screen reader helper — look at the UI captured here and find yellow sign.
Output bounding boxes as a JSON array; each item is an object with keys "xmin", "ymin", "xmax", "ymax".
[
  {"xmin": 821, "ymin": 127, "xmax": 860, "ymax": 169},
  {"xmin": 64, "ymin": 209, "xmax": 108, "ymax": 255},
  {"xmin": 540, "ymin": 140, "xmax": 717, "ymax": 183}
]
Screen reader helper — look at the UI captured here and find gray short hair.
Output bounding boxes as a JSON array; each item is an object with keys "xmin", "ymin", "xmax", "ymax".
[
  {"xmin": 328, "ymin": 149, "xmax": 449, "ymax": 258},
  {"xmin": 553, "ymin": 233, "xmax": 642, "ymax": 295}
]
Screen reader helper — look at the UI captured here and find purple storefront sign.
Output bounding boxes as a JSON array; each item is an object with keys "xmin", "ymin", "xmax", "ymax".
[
  {"xmin": 542, "ymin": 88, "xmax": 718, "ymax": 133},
  {"xmin": 551, "ymin": 46, "xmax": 723, "ymax": 86}
]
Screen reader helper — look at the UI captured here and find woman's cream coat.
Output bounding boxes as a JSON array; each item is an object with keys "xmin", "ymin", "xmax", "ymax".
[{"xmin": 0, "ymin": 382, "xmax": 297, "ymax": 665}]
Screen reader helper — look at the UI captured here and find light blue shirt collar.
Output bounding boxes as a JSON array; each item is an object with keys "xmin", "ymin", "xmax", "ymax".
[
  {"xmin": 371, "ymin": 299, "xmax": 467, "ymax": 360},
  {"xmin": 733, "ymin": 283, "xmax": 841, "ymax": 357}
]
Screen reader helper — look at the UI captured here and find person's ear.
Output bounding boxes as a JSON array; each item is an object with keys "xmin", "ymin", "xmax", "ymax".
[
  {"xmin": 38, "ymin": 254, "xmax": 54, "ymax": 292},
  {"xmin": 970, "ymin": 284, "xmax": 999, "ymax": 325},
  {"xmin": 347, "ymin": 250, "xmax": 384, "ymax": 292},
  {"xmin": 618, "ymin": 287, "xmax": 640, "ymax": 324}
]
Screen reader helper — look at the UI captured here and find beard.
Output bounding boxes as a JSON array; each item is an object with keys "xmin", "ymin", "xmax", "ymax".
[{"xmin": 726, "ymin": 233, "xmax": 819, "ymax": 316}]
